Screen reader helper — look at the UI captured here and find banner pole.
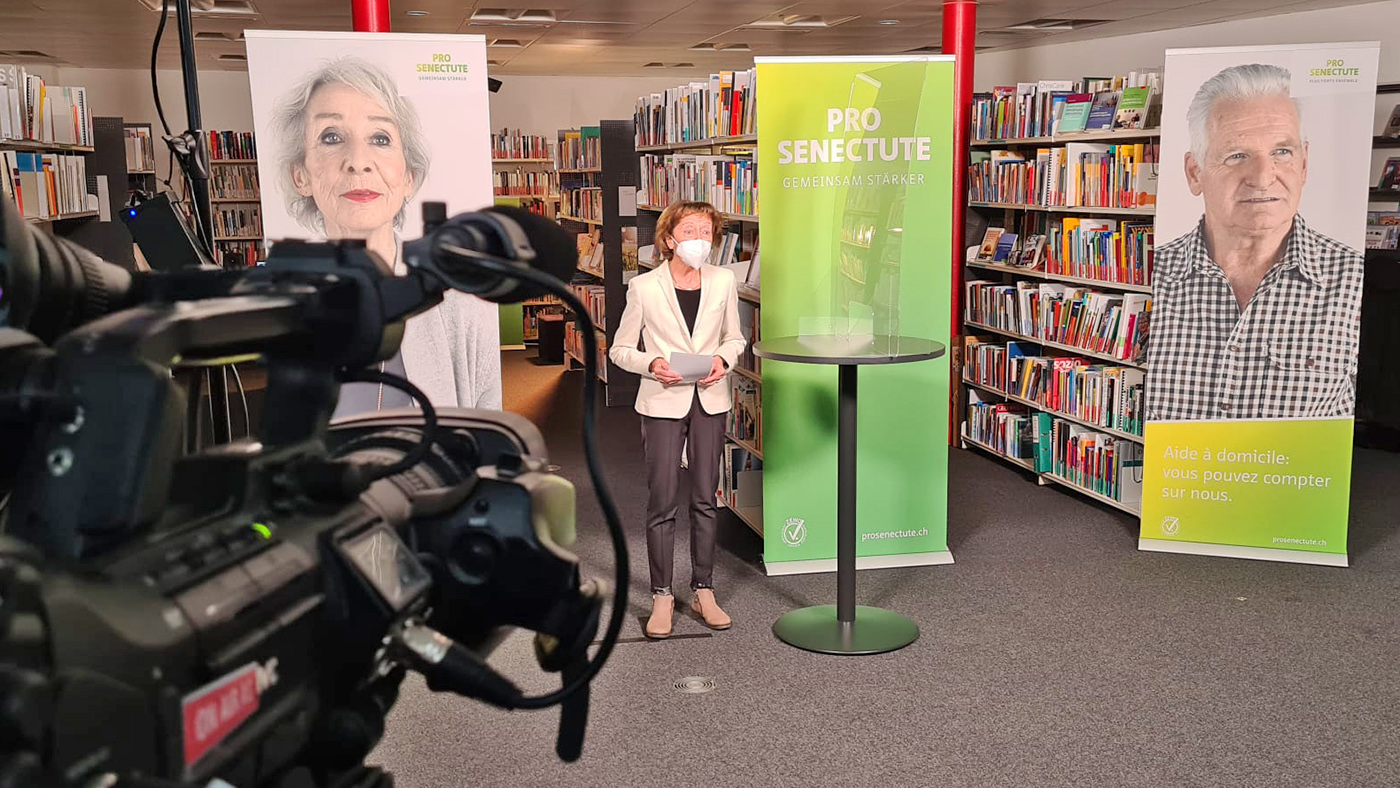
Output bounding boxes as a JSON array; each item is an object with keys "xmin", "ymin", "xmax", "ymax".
[
  {"xmin": 943, "ymin": 0, "xmax": 977, "ymax": 444},
  {"xmin": 352, "ymin": 0, "xmax": 392, "ymax": 32}
]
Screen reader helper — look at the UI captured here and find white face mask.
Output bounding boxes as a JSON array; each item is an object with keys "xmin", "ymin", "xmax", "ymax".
[{"xmin": 673, "ymin": 239, "xmax": 712, "ymax": 269}]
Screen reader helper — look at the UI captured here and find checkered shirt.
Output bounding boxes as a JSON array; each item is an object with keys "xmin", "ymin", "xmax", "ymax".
[{"xmin": 1146, "ymin": 215, "xmax": 1363, "ymax": 422}]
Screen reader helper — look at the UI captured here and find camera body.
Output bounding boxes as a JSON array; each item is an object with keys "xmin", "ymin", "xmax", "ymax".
[{"xmin": 0, "ymin": 199, "xmax": 611, "ymax": 787}]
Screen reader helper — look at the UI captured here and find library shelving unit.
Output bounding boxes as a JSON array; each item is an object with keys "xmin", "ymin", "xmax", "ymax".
[
  {"xmin": 491, "ymin": 129, "xmax": 559, "ymax": 219},
  {"xmin": 958, "ymin": 125, "xmax": 1159, "ymax": 517},
  {"xmin": 1358, "ymin": 82, "xmax": 1400, "ymax": 443},
  {"xmin": 3, "ymin": 115, "xmax": 133, "ymax": 266},
  {"xmin": 123, "ymin": 122, "xmax": 157, "ymax": 202},
  {"xmin": 554, "ymin": 121, "xmax": 640, "ymax": 407},
  {"xmin": 633, "ymin": 74, "xmax": 763, "ymax": 535},
  {"xmin": 207, "ymin": 131, "xmax": 262, "ymax": 268}
]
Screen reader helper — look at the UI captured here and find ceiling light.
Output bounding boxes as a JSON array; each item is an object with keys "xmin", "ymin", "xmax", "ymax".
[
  {"xmin": 690, "ymin": 42, "xmax": 752, "ymax": 52},
  {"xmin": 136, "ymin": 0, "xmax": 259, "ymax": 16},
  {"xmin": 405, "ymin": 10, "xmax": 429, "ymax": 16},
  {"xmin": 217, "ymin": 53, "xmax": 247, "ymax": 61},
  {"xmin": 1002, "ymin": 18, "xmax": 1109, "ymax": 32},
  {"xmin": 671, "ymin": 63, "xmax": 695, "ymax": 68},
  {"xmin": 488, "ymin": 39, "xmax": 526, "ymax": 48},
  {"xmin": 0, "ymin": 49, "xmax": 57, "ymax": 60},
  {"xmin": 742, "ymin": 13, "xmax": 858, "ymax": 30},
  {"xmin": 471, "ymin": 8, "xmax": 557, "ymax": 23},
  {"xmin": 643, "ymin": 62, "xmax": 666, "ymax": 68},
  {"xmin": 879, "ymin": 19, "xmax": 899, "ymax": 25}
]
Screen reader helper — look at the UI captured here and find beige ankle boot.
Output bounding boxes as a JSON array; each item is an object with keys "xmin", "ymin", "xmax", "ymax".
[
  {"xmin": 691, "ymin": 588, "xmax": 732, "ymax": 630},
  {"xmin": 645, "ymin": 594, "xmax": 674, "ymax": 639}
]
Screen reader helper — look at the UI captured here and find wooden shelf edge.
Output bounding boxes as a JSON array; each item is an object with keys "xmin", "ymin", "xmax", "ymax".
[
  {"xmin": 564, "ymin": 347, "xmax": 608, "ymax": 384},
  {"xmin": 968, "ymin": 201, "xmax": 1156, "ymax": 217},
  {"xmin": 963, "ymin": 320, "xmax": 1145, "ymax": 370},
  {"xmin": 959, "ymin": 430, "xmax": 1038, "ymax": 472},
  {"xmin": 721, "ymin": 502, "xmax": 764, "ymax": 537},
  {"xmin": 1042, "ymin": 472, "xmax": 1141, "ymax": 516},
  {"xmin": 0, "ymin": 140, "xmax": 94, "ymax": 153},
  {"xmin": 727, "ymin": 433, "xmax": 763, "ymax": 460},
  {"xmin": 961, "ymin": 429, "xmax": 1141, "ymax": 515},
  {"xmin": 965, "ymin": 261, "xmax": 1153, "ymax": 294},
  {"xmin": 970, "ymin": 128, "xmax": 1161, "ymax": 147},
  {"xmin": 732, "ymin": 366, "xmax": 762, "ymax": 383},
  {"xmin": 636, "ymin": 133, "xmax": 758, "ymax": 152}
]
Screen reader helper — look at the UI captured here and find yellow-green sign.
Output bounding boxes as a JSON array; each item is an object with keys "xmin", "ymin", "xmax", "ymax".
[{"xmin": 756, "ymin": 56, "xmax": 954, "ymax": 573}]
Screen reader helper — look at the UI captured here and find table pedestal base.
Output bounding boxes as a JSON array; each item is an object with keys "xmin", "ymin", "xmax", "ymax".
[{"xmin": 771, "ymin": 605, "xmax": 919, "ymax": 655}]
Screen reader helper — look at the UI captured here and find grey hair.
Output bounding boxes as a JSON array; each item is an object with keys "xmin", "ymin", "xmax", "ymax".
[
  {"xmin": 1186, "ymin": 63, "xmax": 1302, "ymax": 161},
  {"xmin": 272, "ymin": 57, "xmax": 430, "ymax": 233}
]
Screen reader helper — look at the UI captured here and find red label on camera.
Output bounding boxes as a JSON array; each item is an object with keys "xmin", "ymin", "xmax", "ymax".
[{"xmin": 181, "ymin": 663, "xmax": 260, "ymax": 768}]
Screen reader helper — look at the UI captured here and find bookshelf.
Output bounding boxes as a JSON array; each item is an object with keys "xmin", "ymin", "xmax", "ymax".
[
  {"xmin": 124, "ymin": 122, "xmax": 157, "ymax": 203},
  {"xmin": 1358, "ymin": 82, "xmax": 1400, "ymax": 443},
  {"xmin": 958, "ymin": 76, "xmax": 1159, "ymax": 516},
  {"xmin": 552, "ymin": 121, "xmax": 640, "ymax": 407},
  {"xmin": 634, "ymin": 71, "xmax": 763, "ymax": 535},
  {"xmin": 491, "ymin": 129, "xmax": 559, "ymax": 212}
]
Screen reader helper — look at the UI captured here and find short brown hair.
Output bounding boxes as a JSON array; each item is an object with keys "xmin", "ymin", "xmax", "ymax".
[{"xmin": 653, "ymin": 201, "xmax": 725, "ymax": 262}]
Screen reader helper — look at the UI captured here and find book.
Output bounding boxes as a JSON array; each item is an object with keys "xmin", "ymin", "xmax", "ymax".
[
  {"xmin": 1058, "ymin": 94, "xmax": 1093, "ymax": 134},
  {"xmin": 1380, "ymin": 157, "xmax": 1400, "ymax": 191},
  {"xmin": 1367, "ymin": 212, "xmax": 1400, "ymax": 250},
  {"xmin": 1383, "ymin": 104, "xmax": 1400, "ymax": 139},
  {"xmin": 976, "ymin": 227, "xmax": 1004, "ymax": 261},
  {"xmin": 1085, "ymin": 91, "xmax": 1121, "ymax": 131},
  {"xmin": 1112, "ymin": 87, "xmax": 1152, "ymax": 130},
  {"xmin": 992, "ymin": 232, "xmax": 1019, "ymax": 263},
  {"xmin": 1018, "ymin": 234, "xmax": 1047, "ymax": 269}
]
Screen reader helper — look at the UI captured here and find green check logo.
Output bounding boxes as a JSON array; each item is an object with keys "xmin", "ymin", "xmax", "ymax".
[{"xmin": 782, "ymin": 518, "xmax": 806, "ymax": 547}]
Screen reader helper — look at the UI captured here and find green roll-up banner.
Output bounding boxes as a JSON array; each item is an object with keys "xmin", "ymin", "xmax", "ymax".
[
  {"xmin": 1139, "ymin": 43, "xmax": 1380, "ymax": 566},
  {"xmin": 755, "ymin": 56, "xmax": 955, "ymax": 575}
]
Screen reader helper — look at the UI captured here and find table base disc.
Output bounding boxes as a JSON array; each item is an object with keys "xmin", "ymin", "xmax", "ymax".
[{"xmin": 772, "ymin": 605, "xmax": 919, "ymax": 655}]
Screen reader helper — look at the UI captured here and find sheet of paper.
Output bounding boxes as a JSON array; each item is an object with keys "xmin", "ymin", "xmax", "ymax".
[
  {"xmin": 617, "ymin": 185, "xmax": 637, "ymax": 217},
  {"xmin": 669, "ymin": 352, "xmax": 714, "ymax": 383},
  {"xmin": 95, "ymin": 175, "xmax": 110, "ymax": 221}
]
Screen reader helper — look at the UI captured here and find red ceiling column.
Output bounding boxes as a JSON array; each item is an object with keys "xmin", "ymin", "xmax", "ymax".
[
  {"xmin": 943, "ymin": 0, "xmax": 976, "ymax": 444},
  {"xmin": 942, "ymin": 0, "xmax": 976, "ymax": 338},
  {"xmin": 352, "ymin": 0, "xmax": 391, "ymax": 32}
]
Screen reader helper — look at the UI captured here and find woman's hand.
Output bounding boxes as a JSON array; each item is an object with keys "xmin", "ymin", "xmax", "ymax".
[
  {"xmin": 698, "ymin": 356, "xmax": 728, "ymax": 387},
  {"xmin": 650, "ymin": 358, "xmax": 685, "ymax": 386}
]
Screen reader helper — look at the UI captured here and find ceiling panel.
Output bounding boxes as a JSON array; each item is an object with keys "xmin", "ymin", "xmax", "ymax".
[{"xmin": 0, "ymin": 0, "xmax": 1383, "ymax": 75}]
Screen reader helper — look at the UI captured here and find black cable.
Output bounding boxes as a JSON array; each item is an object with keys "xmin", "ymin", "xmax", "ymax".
[
  {"xmin": 151, "ymin": 0, "xmax": 172, "ymax": 137},
  {"xmin": 341, "ymin": 368, "xmax": 438, "ymax": 483},
  {"xmin": 229, "ymin": 364, "xmax": 251, "ymax": 439},
  {"xmin": 432, "ymin": 243, "xmax": 627, "ymax": 712}
]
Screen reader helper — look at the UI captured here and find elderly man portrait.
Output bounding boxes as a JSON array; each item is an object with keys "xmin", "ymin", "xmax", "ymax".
[
  {"xmin": 1146, "ymin": 63, "xmax": 1364, "ymax": 422},
  {"xmin": 270, "ymin": 57, "xmax": 501, "ymax": 417}
]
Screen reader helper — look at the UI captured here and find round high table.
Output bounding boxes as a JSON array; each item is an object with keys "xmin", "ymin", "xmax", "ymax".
[{"xmin": 753, "ymin": 334, "xmax": 946, "ymax": 656}]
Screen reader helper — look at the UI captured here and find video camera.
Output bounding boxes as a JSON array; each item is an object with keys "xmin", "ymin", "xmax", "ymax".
[{"xmin": 0, "ymin": 195, "xmax": 628, "ymax": 787}]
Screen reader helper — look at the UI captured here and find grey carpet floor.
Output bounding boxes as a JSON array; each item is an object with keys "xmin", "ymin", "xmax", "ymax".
[{"xmin": 369, "ymin": 350, "xmax": 1400, "ymax": 788}]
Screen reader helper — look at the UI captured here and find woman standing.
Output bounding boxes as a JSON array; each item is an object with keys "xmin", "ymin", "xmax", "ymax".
[
  {"xmin": 610, "ymin": 201, "xmax": 747, "ymax": 639},
  {"xmin": 269, "ymin": 57, "xmax": 501, "ymax": 416}
]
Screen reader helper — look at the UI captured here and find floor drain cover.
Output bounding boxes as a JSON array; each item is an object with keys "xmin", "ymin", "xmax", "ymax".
[{"xmin": 673, "ymin": 677, "xmax": 716, "ymax": 694}]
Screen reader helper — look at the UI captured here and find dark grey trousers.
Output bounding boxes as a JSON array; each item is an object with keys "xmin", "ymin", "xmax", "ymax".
[{"xmin": 640, "ymin": 392, "xmax": 727, "ymax": 595}]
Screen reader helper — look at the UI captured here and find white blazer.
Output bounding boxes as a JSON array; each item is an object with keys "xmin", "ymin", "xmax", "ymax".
[{"xmin": 610, "ymin": 262, "xmax": 747, "ymax": 418}]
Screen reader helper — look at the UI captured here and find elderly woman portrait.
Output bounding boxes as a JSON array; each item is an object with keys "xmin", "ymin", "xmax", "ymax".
[{"xmin": 271, "ymin": 57, "xmax": 501, "ymax": 415}]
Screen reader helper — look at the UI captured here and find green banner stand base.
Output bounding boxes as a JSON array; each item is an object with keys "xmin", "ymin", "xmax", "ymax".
[
  {"xmin": 764, "ymin": 550, "xmax": 954, "ymax": 577},
  {"xmin": 772, "ymin": 605, "xmax": 919, "ymax": 655},
  {"xmin": 1138, "ymin": 538, "xmax": 1348, "ymax": 568}
]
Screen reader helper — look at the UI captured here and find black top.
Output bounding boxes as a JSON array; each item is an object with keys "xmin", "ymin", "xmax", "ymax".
[
  {"xmin": 675, "ymin": 286, "xmax": 702, "ymax": 334},
  {"xmin": 752, "ymin": 335, "xmax": 946, "ymax": 365},
  {"xmin": 333, "ymin": 349, "xmax": 412, "ymax": 419}
]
